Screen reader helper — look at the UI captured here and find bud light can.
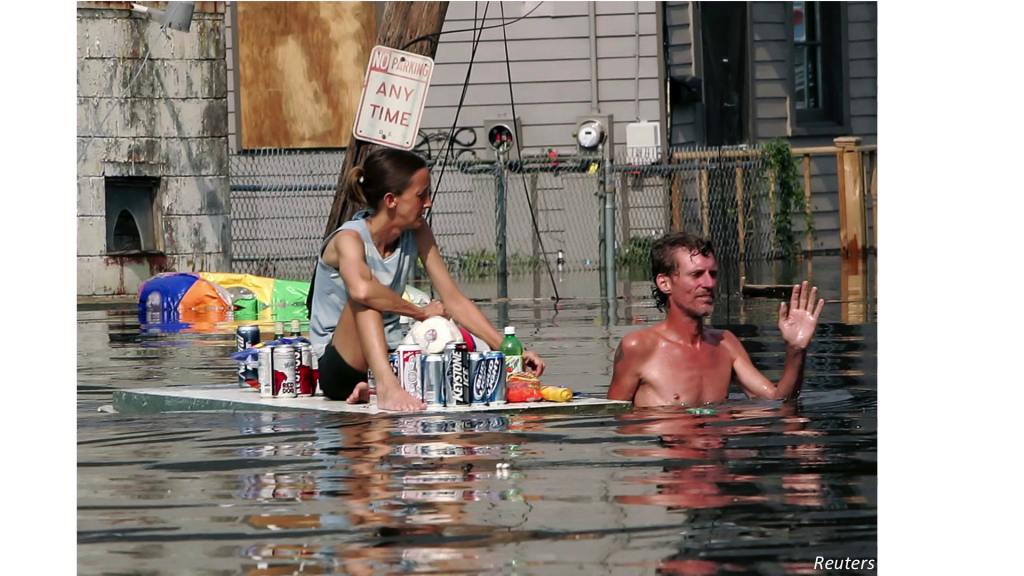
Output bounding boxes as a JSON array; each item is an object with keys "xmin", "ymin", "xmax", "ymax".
[
  {"xmin": 422, "ymin": 354, "xmax": 444, "ymax": 406},
  {"xmin": 396, "ymin": 344, "xmax": 423, "ymax": 398},
  {"xmin": 296, "ymin": 342, "xmax": 315, "ymax": 396},
  {"xmin": 272, "ymin": 345, "xmax": 297, "ymax": 398},
  {"xmin": 443, "ymin": 342, "xmax": 470, "ymax": 406},
  {"xmin": 236, "ymin": 325, "xmax": 261, "ymax": 388},
  {"xmin": 257, "ymin": 346, "xmax": 275, "ymax": 398},
  {"xmin": 475, "ymin": 351, "xmax": 507, "ymax": 404}
]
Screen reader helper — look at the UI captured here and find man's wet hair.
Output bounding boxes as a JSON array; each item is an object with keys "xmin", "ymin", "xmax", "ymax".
[{"xmin": 650, "ymin": 232, "xmax": 714, "ymax": 312}]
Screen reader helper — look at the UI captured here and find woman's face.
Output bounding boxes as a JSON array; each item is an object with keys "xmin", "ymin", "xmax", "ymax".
[{"xmin": 387, "ymin": 167, "xmax": 432, "ymax": 229}]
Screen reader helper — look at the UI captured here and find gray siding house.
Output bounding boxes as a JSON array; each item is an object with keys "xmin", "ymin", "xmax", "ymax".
[{"xmin": 76, "ymin": 1, "xmax": 877, "ymax": 295}]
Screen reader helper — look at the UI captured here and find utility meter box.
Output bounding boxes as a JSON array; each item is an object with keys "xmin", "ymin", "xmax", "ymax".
[
  {"xmin": 483, "ymin": 117, "xmax": 523, "ymax": 160},
  {"xmin": 625, "ymin": 120, "xmax": 661, "ymax": 164},
  {"xmin": 574, "ymin": 114, "xmax": 614, "ymax": 155}
]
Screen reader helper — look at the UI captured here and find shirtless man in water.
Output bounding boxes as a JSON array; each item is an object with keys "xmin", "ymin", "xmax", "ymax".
[{"xmin": 607, "ymin": 232, "xmax": 825, "ymax": 407}]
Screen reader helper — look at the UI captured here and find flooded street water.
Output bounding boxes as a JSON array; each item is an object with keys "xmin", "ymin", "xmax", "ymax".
[{"xmin": 78, "ymin": 261, "xmax": 876, "ymax": 575}]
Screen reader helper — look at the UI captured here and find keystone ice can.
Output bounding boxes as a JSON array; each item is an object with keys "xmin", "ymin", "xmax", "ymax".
[
  {"xmin": 422, "ymin": 354, "xmax": 444, "ymax": 406},
  {"xmin": 442, "ymin": 342, "xmax": 470, "ymax": 406},
  {"xmin": 296, "ymin": 342, "xmax": 315, "ymax": 396},
  {"xmin": 474, "ymin": 351, "xmax": 507, "ymax": 404},
  {"xmin": 272, "ymin": 345, "xmax": 297, "ymax": 398},
  {"xmin": 257, "ymin": 346, "xmax": 275, "ymax": 398},
  {"xmin": 396, "ymin": 345, "xmax": 423, "ymax": 398},
  {"xmin": 236, "ymin": 325, "xmax": 261, "ymax": 388}
]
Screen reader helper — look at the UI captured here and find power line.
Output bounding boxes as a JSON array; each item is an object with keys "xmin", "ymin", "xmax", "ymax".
[
  {"xmin": 499, "ymin": 2, "xmax": 560, "ymax": 302},
  {"xmin": 401, "ymin": 2, "xmax": 546, "ymax": 51},
  {"xmin": 427, "ymin": 1, "xmax": 490, "ymax": 220}
]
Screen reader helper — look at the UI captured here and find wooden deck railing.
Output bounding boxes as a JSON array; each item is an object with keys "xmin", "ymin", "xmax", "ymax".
[{"xmin": 668, "ymin": 136, "xmax": 878, "ymax": 259}]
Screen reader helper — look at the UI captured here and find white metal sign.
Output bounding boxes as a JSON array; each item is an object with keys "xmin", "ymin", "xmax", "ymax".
[{"xmin": 352, "ymin": 46, "xmax": 434, "ymax": 150}]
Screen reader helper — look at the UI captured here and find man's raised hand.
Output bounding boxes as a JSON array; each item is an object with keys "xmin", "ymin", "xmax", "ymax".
[{"xmin": 778, "ymin": 281, "xmax": 825, "ymax": 351}]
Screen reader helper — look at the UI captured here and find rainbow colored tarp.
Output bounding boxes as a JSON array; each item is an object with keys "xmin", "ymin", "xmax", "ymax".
[{"xmin": 138, "ymin": 272, "xmax": 310, "ymax": 332}]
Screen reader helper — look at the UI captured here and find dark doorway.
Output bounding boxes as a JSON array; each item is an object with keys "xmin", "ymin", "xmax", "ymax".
[
  {"xmin": 700, "ymin": 2, "xmax": 748, "ymax": 146},
  {"xmin": 111, "ymin": 210, "xmax": 143, "ymax": 252}
]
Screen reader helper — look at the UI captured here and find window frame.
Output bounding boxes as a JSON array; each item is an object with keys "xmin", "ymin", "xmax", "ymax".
[{"xmin": 786, "ymin": 1, "xmax": 850, "ymax": 136}]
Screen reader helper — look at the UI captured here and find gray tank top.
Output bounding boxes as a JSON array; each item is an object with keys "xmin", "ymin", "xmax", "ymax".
[{"xmin": 308, "ymin": 210, "xmax": 418, "ymax": 358}]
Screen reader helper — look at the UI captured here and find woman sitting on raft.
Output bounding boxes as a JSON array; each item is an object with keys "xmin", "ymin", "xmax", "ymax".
[{"xmin": 308, "ymin": 148, "xmax": 546, "ymax": 412}]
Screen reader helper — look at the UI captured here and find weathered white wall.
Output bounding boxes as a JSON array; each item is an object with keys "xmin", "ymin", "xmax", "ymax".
[{"xmin": 77, "ymin": 6, "xmax": 230, "ymax": 296}]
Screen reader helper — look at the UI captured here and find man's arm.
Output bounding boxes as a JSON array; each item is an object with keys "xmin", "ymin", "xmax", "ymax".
[
  {"xmin": 334, "ymin": 231, "xmax": 434, "ymax": 321},
  {"xmin": 415, "ymin": 224, "xmax": 503, "ymax": 348},
  {"xmin": 607, "ymin": 334, "xmax": 645, "ymax": 401},
  {"xmin": 725, "ymin": 331, "xmax": 807, "ymax": 400}
]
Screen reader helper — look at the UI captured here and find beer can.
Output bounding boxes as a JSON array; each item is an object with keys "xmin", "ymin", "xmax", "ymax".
[
  {"xmin": 272, "ymin": 345, "xmax": 297, "ymax": 398},
  {"xmin": 477, "ymin": 351, "xmax": 507, "ymax": 404},
  {"xmin": 310, "ymin": 349, "xmax": 320, "ymax": 395},
  {"xmin": 422, "ymin": 354, "xmax": 444, "ymax": 406},
  {"xmin": 236, "ymin": 325, "xmax": 261, "ymax": 388},
  {"xmin": 389, "ymin": 353, "xmax": 399, "ymax": 376},
  {"xmin": 296, "ymin": 342, "xmax": 315, "ymax": 396},
  {"xmin": 257, "ymin": 346, "xmax": 275, "ymax": 398},
  {"xmin": 396, "ymin": 344, "xmax": 423, "ymax": 398},
  {"xmin": 367, "ymin": 367, "xmax": 376, "ymax": 392},
  {"xmin": 468, "ymin": 352, "xmax": 484, "ymax": 404},
  {"xmin": 443, "ymin": 342, "xmax": 470, "ymax": 406}
]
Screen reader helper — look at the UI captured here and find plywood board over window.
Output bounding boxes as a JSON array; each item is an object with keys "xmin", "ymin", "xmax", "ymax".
[{"xmin": 237, "ymin": 1, "xmax": 376, "ymax": 149}]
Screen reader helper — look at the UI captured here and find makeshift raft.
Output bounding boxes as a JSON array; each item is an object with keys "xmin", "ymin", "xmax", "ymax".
[{"xmin": 112, "ymin": 385, "xmax": 632, "ymax": 415}]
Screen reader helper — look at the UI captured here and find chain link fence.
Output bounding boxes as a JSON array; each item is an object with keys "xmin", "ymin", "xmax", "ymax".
[{"xmin": 228, "ymin": 144, "xmax": 778, "ymax": 290}]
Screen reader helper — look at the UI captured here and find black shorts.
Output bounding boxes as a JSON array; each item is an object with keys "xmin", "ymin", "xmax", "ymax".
[{"xmin": 318, "ymin": 342, "xmax": 369, "ymax": 401}]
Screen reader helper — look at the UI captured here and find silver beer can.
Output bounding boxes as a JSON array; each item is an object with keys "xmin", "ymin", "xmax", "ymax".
[
  {"xmin": 257, "ymin": 346, "xmax": 275, "ymax": 398},
  {"xmin": 422, "ymin": 354, "xmax": 444, "ymax": 406},
  {"xmin": 272, "ymin": 345, "xmax": 297, "ymax": 398},
  {"xmin": 443, "ymin": 342, "xmax": 470, "ymax": 406}
]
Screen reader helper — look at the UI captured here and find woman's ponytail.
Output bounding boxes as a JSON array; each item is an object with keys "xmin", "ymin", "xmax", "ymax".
[{"xmin": 347, "ymin": 166, "xmax": 367, "ymax": 208}]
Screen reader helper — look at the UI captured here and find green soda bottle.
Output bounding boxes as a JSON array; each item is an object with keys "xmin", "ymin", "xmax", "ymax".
[{"xmin": 499, "ymin": 326, "xmax": 524, "ymax": 375}]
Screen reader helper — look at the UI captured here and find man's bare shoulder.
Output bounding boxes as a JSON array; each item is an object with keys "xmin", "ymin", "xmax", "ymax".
[{"xmin": 618, "ymin": 326, "xmax": 662, "ymax": 355}]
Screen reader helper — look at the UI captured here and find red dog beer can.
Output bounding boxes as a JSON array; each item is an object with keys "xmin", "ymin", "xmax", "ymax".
[
  {"xmin": 396, "ymin": 344, "xmax": 423, "ymax": 398},
  {"xmin": 272, "ymin": 345, "xmax": 297, "ymax": 398},
  {"xmin": 296, "ymin": 342, "xmax": 315, "ymax": 396}
]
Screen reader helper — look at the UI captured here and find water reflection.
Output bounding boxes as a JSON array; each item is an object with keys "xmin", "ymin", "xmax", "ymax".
[{"xmin": 79, "ymin": 270, "xmax": 875, "ymax": 575}]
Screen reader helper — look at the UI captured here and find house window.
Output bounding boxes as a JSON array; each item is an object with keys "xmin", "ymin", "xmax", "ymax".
[{"xmin": 792, "ymin": 1, "xmax": 844, "ymax": 126}]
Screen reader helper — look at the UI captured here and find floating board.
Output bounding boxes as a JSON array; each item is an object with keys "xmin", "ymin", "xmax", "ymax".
[{"xmin": 112, "ymin": 385, "xmax": 632, "ymax": 416}]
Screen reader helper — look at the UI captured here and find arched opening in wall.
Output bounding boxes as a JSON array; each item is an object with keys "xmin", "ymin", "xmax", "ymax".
[
  {"xmin": 111, "ymin": 209, "xmax": 143, "ymax": 252},
  {"xmin": 104, "ymin": 176, "xmax": 162, "ymax": 255}
]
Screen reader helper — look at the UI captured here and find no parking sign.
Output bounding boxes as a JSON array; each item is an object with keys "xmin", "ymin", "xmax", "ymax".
[{"xmin": 352, "ymin": 46, "xmax": 434, "ymax": 150}]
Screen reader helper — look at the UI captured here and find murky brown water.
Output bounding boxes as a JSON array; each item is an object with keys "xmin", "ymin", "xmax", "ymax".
[{"xmin": 78, "ymin": 262, "xmax": 876, "ymax": 575}]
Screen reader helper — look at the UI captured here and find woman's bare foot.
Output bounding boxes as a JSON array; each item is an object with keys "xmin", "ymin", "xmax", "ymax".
[
  {"xmin": 345, "ymin": 382, "xmax": 371, "ymax": 404},
  {"xmin": 375, "ymin": 380, "xmax": 427, "ymax": 412}
]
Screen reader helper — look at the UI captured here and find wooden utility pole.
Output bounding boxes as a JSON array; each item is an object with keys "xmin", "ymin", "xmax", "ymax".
[{"xmin": 323, "ymin": 1, "xmax": 450, "ymax": 239}]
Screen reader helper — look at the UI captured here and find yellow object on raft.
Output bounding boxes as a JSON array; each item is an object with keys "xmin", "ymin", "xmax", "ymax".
[{"xmin": 540, "ymin": 386, "xmax": 573, "ymax": 403}]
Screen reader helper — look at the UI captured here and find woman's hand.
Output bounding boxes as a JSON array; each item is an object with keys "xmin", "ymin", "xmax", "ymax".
[
  {"xmin": 417, "ymin": 300, "xmax": 450, "ymax": 321},
  {"xmin": 522, "ymin": 350, "xmax": 546, "ymax": 377}
]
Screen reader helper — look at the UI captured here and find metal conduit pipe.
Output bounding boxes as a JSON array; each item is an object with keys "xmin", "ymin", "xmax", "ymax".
[{"xmin": 589, "ymin": 1, "xmax": 600, "ymax": 112}]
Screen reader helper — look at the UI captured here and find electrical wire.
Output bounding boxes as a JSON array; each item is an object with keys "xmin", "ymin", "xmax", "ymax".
[
  {"xmin": 76, "ymin": 41, "xmax": 154, "ymax": 165},
  {"xmin": 76, "ymin": 4, "xmax": 184, "ymax": 166},
  {"xmin": 427, "ymin": 1, "xmax": 490, "ymax": 221},
  {"xmin": 499, "ymin": 2, "xmax": 560, "ymax": 302},
  {"xmin": 401, "ymin": 2, "xmax": 546, "ymax": 51}
]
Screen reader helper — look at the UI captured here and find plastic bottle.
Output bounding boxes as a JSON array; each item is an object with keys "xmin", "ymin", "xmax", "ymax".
[{"xmin": 499, "ymin": 326, "xmax": 523, "ymax": 375}]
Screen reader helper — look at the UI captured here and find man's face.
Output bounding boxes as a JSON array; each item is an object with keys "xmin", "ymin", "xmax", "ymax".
[{"xmin": 657, "ymin": 249, "xmax": 718, "ymax": 317}]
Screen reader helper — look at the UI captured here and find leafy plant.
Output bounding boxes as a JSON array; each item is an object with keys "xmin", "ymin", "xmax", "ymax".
[
  {"xmin": 616, "ymin": 235, "xmax": 655, "ymax": 270},
  {"xmin": 760, "ymin": 139, "xmax": 815, "ymax": 261}
]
